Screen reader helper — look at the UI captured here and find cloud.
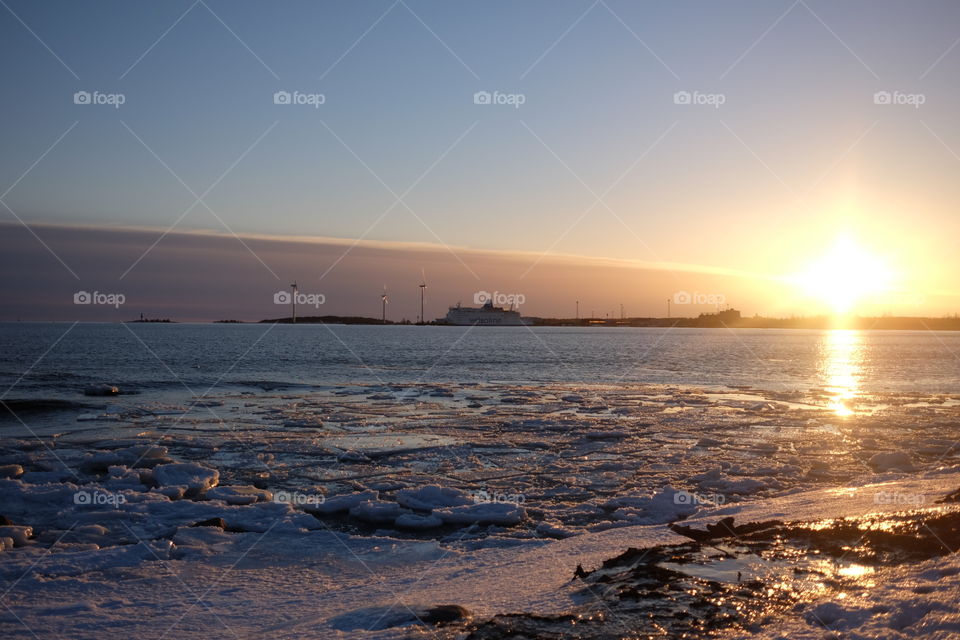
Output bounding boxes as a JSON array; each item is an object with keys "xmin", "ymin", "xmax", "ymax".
[{"xmin": 0, "ymin": 222, "xmax": 764, "ymax": 321}]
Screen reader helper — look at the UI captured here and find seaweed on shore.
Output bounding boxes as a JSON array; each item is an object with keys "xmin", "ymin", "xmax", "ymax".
[{"xmin": 459, "ymin": 509, "xmax": 960, "ymax": 639}]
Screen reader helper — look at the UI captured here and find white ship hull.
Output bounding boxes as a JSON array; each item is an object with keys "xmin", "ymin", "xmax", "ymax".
[{"xmin": 445, "ymin": 302, "xmax": 526, "ymax": 326}]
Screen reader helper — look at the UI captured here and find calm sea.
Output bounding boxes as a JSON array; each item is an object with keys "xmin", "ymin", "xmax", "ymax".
[{"xmin": 1, "ymin": 323, "xmax": 959, "ymax": 401}]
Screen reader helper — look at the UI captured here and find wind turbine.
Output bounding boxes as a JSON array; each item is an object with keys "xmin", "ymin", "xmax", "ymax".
[
  {"xmin": 418, "ymin": 269, "xmax": 427, "ymax": 325},
  {"xmin": 290, "ymin": 281, "xmax": 298, "ymax": 324},
  {"xmin": 381, "ymin": 286, "xmax": 388, "ymax": 324}
]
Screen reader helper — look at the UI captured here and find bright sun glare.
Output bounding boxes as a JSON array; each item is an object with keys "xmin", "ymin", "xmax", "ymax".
[{"xmin": 795, "ymin": 236, "xmax": 894, "ymax": 314}]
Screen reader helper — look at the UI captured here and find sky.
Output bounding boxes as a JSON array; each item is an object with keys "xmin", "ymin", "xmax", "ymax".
[{"xmin": 1, "ymin": 0, "xmax": 959, "ymax": 321}]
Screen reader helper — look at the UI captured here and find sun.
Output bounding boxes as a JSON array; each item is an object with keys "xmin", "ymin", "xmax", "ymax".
[{"xmin": 794, "ymin": 235, "xmax": 894, "ymax": 314}]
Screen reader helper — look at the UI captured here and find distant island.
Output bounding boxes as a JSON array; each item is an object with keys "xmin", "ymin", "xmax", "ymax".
[
  {"xmin": 126, "ymin": 314, "xmax": 173, "ymax": 323},
  {"xmin": 255, "ymin": 309, "xmax": 960, "ymax": 331}
]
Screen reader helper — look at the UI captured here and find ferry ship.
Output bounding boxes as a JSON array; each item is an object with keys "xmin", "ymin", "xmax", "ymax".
[{"xmin": 444, "ymin": 300, "xmax": 526, "ymax": 326}]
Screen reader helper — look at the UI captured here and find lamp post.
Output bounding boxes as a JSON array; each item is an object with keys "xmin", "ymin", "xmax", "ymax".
[{"xmin": 290, "ymin": 282, "xmax": 298, "ymax": 324}]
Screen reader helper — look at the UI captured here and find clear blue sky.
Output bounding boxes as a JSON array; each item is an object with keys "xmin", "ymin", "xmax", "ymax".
[{"xmin": 2, "ymin": 1, "xmax": 959, "ymax": 318}]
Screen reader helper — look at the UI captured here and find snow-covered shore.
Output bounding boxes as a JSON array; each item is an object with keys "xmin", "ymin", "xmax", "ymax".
[
  {"xmin": 4, "ymin": 470, "xmax": 960, "ymax": 638},
  {"xmin": 3, "ymin": 381, "xmax": 960, "ymax": 638}
]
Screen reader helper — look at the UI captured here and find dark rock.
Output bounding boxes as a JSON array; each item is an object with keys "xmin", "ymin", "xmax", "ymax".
[
  {"xmin": 420, "ymin": 605, "xmax": 471, "ymax": 625},
  {"xmin": 0, "ymin": 515, "xmax": 14, "ymax": 526},
  {"xmin": 937, "ymin": 488, "xmax": 960, "ymax": 503},
  {"xmin": 84, "ymin": 384, "xmax": 120, "ymax": 397},
  {"xmin": 706, "ymin": 516, "xmax": 738, "ymax": 537},
  {"xmin": 190, "ymin": 517, "xmax": 247, "ymax": 533},
  {"xmin": 573, "ymin": 563, "xmax": 588, "ymax": 580},
  {"xmin": 191, "ymin": 517, "xmax": 227, "ymax": 529},
  {"xmin": 670, "ymin": 517, "xmax": 784, "ymax": 542}
]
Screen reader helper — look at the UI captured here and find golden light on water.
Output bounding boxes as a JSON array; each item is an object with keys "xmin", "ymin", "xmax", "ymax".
[
  {"xmin": 820, "ymin": 329, "xmax": 864, "ymax": 417},
  {"xmin": 837, "ymin": 563, "xmax": 874, "ymax": 578}
]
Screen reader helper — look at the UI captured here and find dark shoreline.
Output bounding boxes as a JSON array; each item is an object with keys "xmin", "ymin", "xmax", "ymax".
[
  {"xmin": 253, "ymin": 315, "xmax": 960, "ymax": 331},
  {"xmin": 5, "ymin": 318, "xmax": 960, "ymax": 330}
]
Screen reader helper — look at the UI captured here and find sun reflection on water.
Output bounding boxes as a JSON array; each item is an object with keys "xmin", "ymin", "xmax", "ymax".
[{"xmin": 820, "ymin": 330, "xmax": 864, "ymax": 417}]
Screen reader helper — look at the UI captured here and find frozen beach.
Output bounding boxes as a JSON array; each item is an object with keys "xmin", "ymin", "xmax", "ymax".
[{"xmin": 2, "ymin": 324, "xmax": 960, "ymax": 638}]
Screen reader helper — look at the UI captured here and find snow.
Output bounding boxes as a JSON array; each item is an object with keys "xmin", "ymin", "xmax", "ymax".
[
  {"xmin": 349, "ymin": 500, "xmax": 407, "ymax": 524},
  {"xmin": 20, "ymin": 470, "xmax": 77, "ymax": 484},
  {"xmin": 601, "ymin": 486, "xmax": 701, "ymax": 524},
  {"xmin": 693, "ymin": 467, "xmax": 776, "ymax": 494},
  {"xmin": 103, "ymin": 465, "xmax": 144, "ymax": 489},
  {"xmin": 3, "ymin": 381, "xmax": 960, "ymax": 638},
  {"xmin": 869, "ymin": 450, "xmax": 917, "ymax": 472},
  {"xmin": 206, "ymin": 485, "xmax": 273, "ymax": 505},
  {"xmin": 394, "ymin": 513, "xmax": 444, "ymax": 530},
  {"xmin": 151, "ymin": 462, "xmax": 219, "ymax": 494},
  {"xmin": 2, "ymin": 468, "xmax": 960, "ymax": 638},
  {"xmin": 79, "ymin": 445, "xmax": 172, "ymax": 472},
  {"xmin": 433, "ymin": 502, "xmax": 527, "ymax": 526},
  {"xmin": 172, "ymin": 526, "xmax": 238, "ymax": 555},
  {"xmin": 394, "ymin": 485, "xmax": 471, "ymax": 510},
  {"xmin": 535, "ymin": 521, "xmax": 576, "ymax": 538},
  {"xmin": 310, "ymin": 490, "xmax": 378, "ymax": 514}
]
